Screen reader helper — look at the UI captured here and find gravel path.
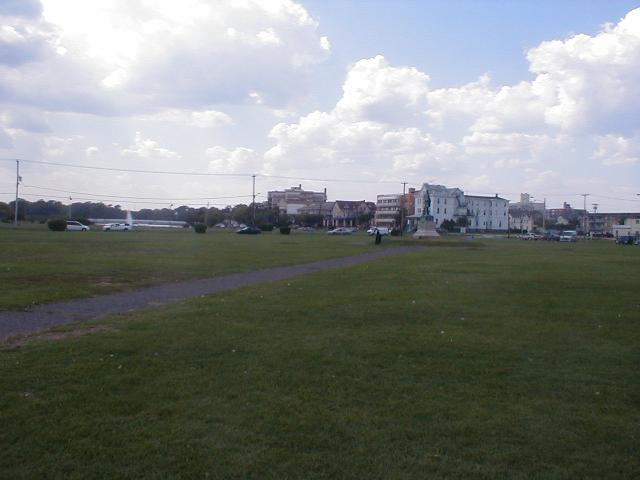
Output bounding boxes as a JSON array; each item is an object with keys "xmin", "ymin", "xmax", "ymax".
[{"xmin": 0, "ymin": 245, "xmax": 421, "ymax": 341}]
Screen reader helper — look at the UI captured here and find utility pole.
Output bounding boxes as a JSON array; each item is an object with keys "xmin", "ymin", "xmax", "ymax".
[
  {"xmin": 14, "ymin": 159, "xmax": 20, "ymax": 227},
  {"xmin": 581, "ymin": 193, "xmax": 589, "ymax": 235},
  {"xmin": 205, "ymin": 201, "xmax": 209, "ymax": 226},
  {"xmin": 400, "ymin": 182, "xmax": 407, "ymax": 236},
  {"xmin": 68, "ymin": 197, "xmax": 72, "ymax": 219},
  {"xmin": 252, "ymin": 174, "xmax": 256, "ymax": 227},
  {"xmin": 542, "ymin": 197, "xmax": 546, "ymax": 231}
]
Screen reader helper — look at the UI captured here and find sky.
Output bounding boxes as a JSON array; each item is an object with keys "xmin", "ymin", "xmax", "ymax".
[{"xmin": 1, "ymin": 0, "xmax": 639, "ymax": 212}]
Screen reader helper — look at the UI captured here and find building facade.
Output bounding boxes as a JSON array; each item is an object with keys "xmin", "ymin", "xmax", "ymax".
[
  {"xmin": 584, "ymin": 212, "xmax": 640, "ymax": 235},
  {"xmin": 509, "ymin": 193, "xmax": 545, "ymax": 213},
  {"xmin": 413, "ymin": 183, "xmax": 509, "ymax": 231},
  {"xmin": 268, "ymin": 185, "xmax": 327, "ymax": 215},
  {"xmin": 329, "ymin": 201, "xmax": 376, "ymax": 228},
  {"xmin": 374, "ymin": 194, "xmax": 401, "ymax": 228},
  {"xmin": 509, "ymin": 208, "xmax": 535, "ymax": 233}
]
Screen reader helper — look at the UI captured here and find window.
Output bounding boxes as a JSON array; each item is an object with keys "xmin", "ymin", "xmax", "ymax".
[
  {"xmin": 444, "ymin": 208, "xmax": 447, "ymax": 214},
  {"xmin": 437, "ymin": 207, "xmax": 440, "ymax": 214}
]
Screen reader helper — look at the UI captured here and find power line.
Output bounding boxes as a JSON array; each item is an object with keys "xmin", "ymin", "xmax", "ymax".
[
  {"xmin": 0, "ymin": 158, "xmax": 251, "ymax": 177},
  {"xmin": 20, "ymin": 184, "xmax": 253, "ymax": 201},
  {"xmin": 0, "ymin": 157, "xmax": 413, "ymax": 185},
  {"xmin": 0, "ymin": 191, "xmax": 245, "ymax": 207}
]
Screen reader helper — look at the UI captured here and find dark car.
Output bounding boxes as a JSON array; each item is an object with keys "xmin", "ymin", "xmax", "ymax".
[
  {"xmin": 615, "ymin": 235, "xmax": 634, "ymax": 245},
  {"xmin": 236, "ymin": 226, "xmax": 261, "ymax": 235}
]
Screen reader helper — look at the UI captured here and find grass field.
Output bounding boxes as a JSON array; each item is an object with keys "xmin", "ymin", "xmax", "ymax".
[
  {"xmin": 0, "ymin": 226, "xmax": 392, "ymax": 310},
  {"xmin": 1, "ymin": 233, "xmax": 639, "ymax": 478}
]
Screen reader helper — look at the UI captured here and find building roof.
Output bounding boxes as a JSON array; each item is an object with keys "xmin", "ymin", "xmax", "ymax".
[
  {"xmin": 335, "ymin": 200, "xmax": 368, "ymax": 210},
  {"xmin": 465, "ymin": 194, "xmax": 509, "ymax": 201}
]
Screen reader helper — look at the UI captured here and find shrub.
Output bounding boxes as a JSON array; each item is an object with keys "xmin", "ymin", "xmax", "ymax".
[
  {"xmin": 258, "ymin": 223, "xmax": 273, "ymax": 231},
  {"xmin": 194, "ymin": 223, "xmax": 207, "ymax": 234},
  {"xmin": 279, "ymin": 226, "xmax": 291, "ymax": 235},
  {"xmin": 48, "ymin": 219, "xmax": 67, "ymax": 231},
  {"xmin": 390, "ymin": 227, "xmax": 400, "ymax": 236}
]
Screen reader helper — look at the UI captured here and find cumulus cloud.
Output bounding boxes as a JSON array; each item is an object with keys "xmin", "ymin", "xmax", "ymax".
[
  {"xmin": 594, "ymin": 134, "xmax": 640, "ymax": 166},
  {"xmin": 335, "ymin": 55, "xmax": 430, "ymax": 124},
  {"xmin": 151, "ymin": 109, "xmax": 234, "ymax": 128},
  {"xmin": 206, "ymin": 146, "xmax": 260, "ymax": 174},
  {"xmin": 0, "ymin": 0, "xmax": 330, "ymax": 114},
  {"xmin": 264, "ymin": 56, "xmax": 453, "ymax": 177},
  {"xmin": 1, "ymin": 107, "xmax": 50, "ymax": 133},
  {"xmin": 43, "ymin": 135, "xmax": 75, "ymax": 157},
  {"xmin": 427, "ymin": 9, "xmax": 640, "ymax": 136},
  {"xmin": 120, "ymin": 132, "xmax": 179, "ymax": 159}
]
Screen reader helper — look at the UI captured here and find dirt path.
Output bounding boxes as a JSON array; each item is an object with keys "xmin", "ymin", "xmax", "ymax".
[{"xmin": 0, "ymin": 246, "xmax": 421, "ymax": 341}]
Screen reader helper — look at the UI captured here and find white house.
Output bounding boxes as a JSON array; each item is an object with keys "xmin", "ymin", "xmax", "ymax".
[{"xmin": 414, "ymin": 183, "xmax": 509, "ymax": 231}]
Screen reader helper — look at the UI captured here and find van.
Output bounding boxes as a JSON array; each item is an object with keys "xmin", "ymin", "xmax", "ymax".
[{"xmin": 559, "ymin": 230, "xmax": 577, "ymax": 242}]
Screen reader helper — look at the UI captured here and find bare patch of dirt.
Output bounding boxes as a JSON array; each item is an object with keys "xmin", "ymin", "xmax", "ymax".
[{"xmin": 5, "ymin": 325, "xmax": 118, "ymax": 348}]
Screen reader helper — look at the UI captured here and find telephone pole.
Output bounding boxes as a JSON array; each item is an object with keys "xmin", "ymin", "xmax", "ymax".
[
  {"xmin": 205, "ymin": 201, "xmax": 209, "ymax": 226},
  {"xmin": 400, "ymin": 182, "xmax": 407, "ymax": 236},
  {"xmin": 581, "ymin": 193, "xmax": 589, "ymax": 235},
  {"xmin": 68, "ymin": 197, "xmax": 72, "ymax": 219},
  {"xmin": 14, "ymin": 159, "xmax": 20, "ymax": 227},
  {"xmin": 252, "ymin": 174, "xmax": 256, "ymax": 227}
]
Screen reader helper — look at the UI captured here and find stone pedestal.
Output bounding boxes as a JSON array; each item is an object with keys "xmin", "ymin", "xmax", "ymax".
[{"xmin": 413, "ymin": 217, "xmax": 440, "ymax": 239}]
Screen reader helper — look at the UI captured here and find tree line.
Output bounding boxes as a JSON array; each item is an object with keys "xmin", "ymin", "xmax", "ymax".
[{"xmin": 0, "ymin": 199, "xmax": 329, "ymax": 229}]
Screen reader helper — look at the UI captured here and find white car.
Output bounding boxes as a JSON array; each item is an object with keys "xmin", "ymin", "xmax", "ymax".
[
  {"xmin": 66, "ymin": 220, "xmax": 90, "ymax": 231},
  {"xmin": 327, "ymin": 227, "xmax": 352, "ymax": 235},
  {"xmin": 103, "ymin": 223, "xmax": 131, "ymax": 232},
  {"xmin": 367, "ymin": 227, "xmax": 390, "ymax": 236}
]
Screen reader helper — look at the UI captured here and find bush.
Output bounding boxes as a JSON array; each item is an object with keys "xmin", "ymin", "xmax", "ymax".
[
  {"xmin": 390, "ymin": 227, "xmax": 400, "ymax": 236},
  {"xmin": 48, "ymin": 218, "xmax": 67, "ymax": 231},
  {"xmin": 279, "ymin": 226, "xmax": 291, "ymax": 235},
  {"xmin": 258, "ymin": 224, "xmax": 273, "ymax": 231},
  {"xmin": 193, "ymin": 223, "xmax": 207, "ymax": 234}
]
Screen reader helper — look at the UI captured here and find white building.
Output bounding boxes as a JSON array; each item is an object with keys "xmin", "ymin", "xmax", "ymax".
[
  {"xmin": 268, "ymin": 185, "xmax": 327, "ymax": 215},
  {"xmin": 612, "ymin": 217, "xmax": 640, "ymax": 238},
  {"xmin": 374, "ymin": 194, "xmax": 401, "ymax": 228},
  {"xmin": 414, "ymin": 183, "xmax": 509, "ymax": 231},
  {"xmin": 466, "ymin": 195, "xmax": 509, "ymax": 231}
]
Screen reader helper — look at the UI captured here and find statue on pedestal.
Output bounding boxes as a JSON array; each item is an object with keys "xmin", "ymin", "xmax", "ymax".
[{"xmin": 413, "ymin": 187, "xmax": 440, "ymax": 239}]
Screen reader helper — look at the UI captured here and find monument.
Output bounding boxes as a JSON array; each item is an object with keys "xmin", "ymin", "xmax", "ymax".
[{"xmin": 413, "ymin": 188, "xmax": 440, "ymax": 239}]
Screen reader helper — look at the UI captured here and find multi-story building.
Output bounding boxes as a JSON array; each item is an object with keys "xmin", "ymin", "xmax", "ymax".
[
  {"xmin": 413, "ymin": 183, "xmax": 510, "ymax": 231},
  {"xmin": 465, "ymin": 194, "xmax": 510, "ymax": 231},
  {"xmin": 268, "ymin": 185, "xmax": 327, "ymax": 215},
  {"xmin": 612, "ymin": 217, "xmax": 640, "ymax": 238},
  {"xmin": 584, "ymin": 212, "xmax": 640, "ymax": 235},
  {"xmin": 374, "ymin": 194, "xmax": 401, "ymax": 228},
  {"xmin": 546, "ymin": 202, "xmax": 585, "ymax": 225},
  {"xmin": 509, "ymin": 193, "xmax": 545, "ymax": 213},
  {"xmin": 509, "ymin": 208, "xmax": 535, "ymax": 233},
  {"xmin": 329, "ymin": 201, "xmax": 376, "ymax": 228}
]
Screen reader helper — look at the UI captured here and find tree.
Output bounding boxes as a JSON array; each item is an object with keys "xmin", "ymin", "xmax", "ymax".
[{"xmin": 440, "ymin": 219, "xmax": 457, "ymax": 231}]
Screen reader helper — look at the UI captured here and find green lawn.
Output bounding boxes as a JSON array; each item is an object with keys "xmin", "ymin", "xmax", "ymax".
[
  {"xmin": 0, "ymin": 226, "xmax": 393, "ymax": 310},
  {"xmin": 1, "ymin": 238, "xmax": 639, "ymax": 478}
]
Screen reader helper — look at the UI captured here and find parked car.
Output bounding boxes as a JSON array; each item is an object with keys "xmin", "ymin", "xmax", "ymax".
[
  {"xmin": 559, "ymin": 230, "xmax": 577, "ymax": 242},
  {"xmin": 366, "ymin": 227, "xmax": 390, "ymax": 236},
  {"xmin": 103, "ymin": 223, "xmax": 131, "ymax": 232},
  {"xmin": 66, "ymin": 220, "xmax": 90, "ymax": 231},
  {"xmin": 520, "ymin": 233, "xmax": 542, "ymax": 240},
  {"xmin": 615, "ymin": 235, "xmax": 635, "ymax": 245},
  {"xmin": 327, "ymin": 227, "xmax": 352, "ymax": 235},
  {"xmin": 544, "ymin": 231, "xmax": 561, "ymax": 241},
  {"xmin": 236, "ymin": 226, "xmax": 261, "ymax": 235}
]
